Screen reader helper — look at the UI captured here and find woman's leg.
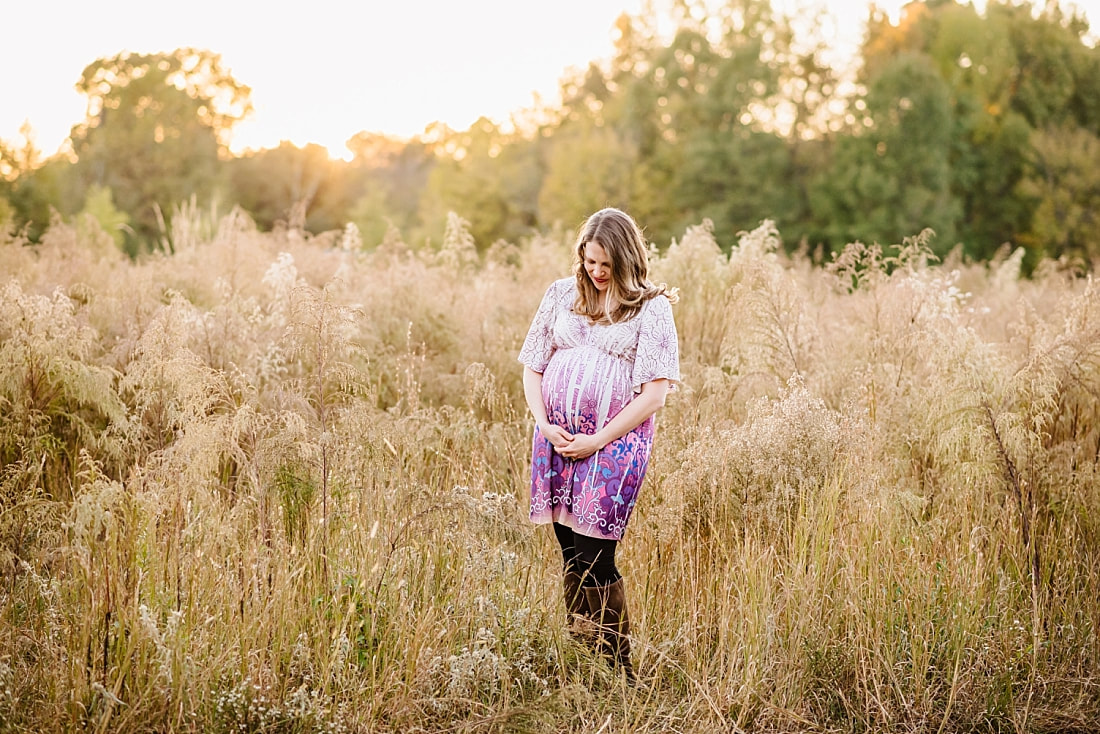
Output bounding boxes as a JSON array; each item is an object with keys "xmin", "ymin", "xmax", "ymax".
[
  {"xmin": 572, "ymin": 533, "xmax": 620, "ymax": 587},
  {"xmin": 552, "ymin": 523, "xmax": 589, "ymax": 634},
  {"xmin": 574, "ymin": 534, "xmax": 632, "ymax": 678},
  {"xmin": 552, "ymin": 522, "xmax": 579, "ymax": 572}
]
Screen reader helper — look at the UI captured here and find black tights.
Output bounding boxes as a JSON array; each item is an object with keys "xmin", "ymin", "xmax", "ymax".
[{"xmin": 553, "ymin": 522, "xmax": 620, "ymax": 587}]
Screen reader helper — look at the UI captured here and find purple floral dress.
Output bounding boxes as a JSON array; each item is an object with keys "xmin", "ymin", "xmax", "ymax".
[{"xmin": 518, "ymin": 278, "xmax": 680, "ymax": 540}]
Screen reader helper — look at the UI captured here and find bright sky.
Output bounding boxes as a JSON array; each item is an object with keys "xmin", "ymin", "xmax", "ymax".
[{"xmin": 2, "ymin": 0, "xmax": 1096, "ymax": 161}]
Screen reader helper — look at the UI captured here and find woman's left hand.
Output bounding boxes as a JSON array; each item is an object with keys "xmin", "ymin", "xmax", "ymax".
[{"xmin": 558, "ymin": 432, "xmax": 602, "ymax": 460}]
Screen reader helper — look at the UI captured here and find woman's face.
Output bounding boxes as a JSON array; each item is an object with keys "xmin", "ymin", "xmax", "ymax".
[{"xmin": 583, "ymin": 240, "xmax": 612, "ymax": 292}]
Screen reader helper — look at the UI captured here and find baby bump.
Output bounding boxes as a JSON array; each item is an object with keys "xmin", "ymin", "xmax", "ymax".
[{"xmin": 542, "ymin": 347, "xmax": 633, "ymax": 434}]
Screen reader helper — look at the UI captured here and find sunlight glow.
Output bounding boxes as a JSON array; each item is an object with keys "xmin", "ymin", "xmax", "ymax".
[{"xmin": 1, "ymin": 0, "xmax": 1096, "ymax": 160}]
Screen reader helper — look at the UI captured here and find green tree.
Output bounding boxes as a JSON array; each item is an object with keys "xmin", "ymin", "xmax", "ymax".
[
  {"xmin": 671, "ymin": 126, "xmax": 792, "ymax": 244},
  {"xmin": 993, "ymin": 0, "xmax": 1085, "ymax": 130},
  {"xmin": 1017, "ymin": 124, "xmax": 1100, "ymax": 260},
  {"xmin": 418, "ymin": 118, "xmax": 540, "ymax": 249},
  {"xmin": 0, "ymin": 122, "xmax": 42, "ymax": 183},
  {"xmin": 228, "ymin": 142, "xmax": 351, "ymax": 233},
  {"xmin": 3, "ymin": 158, "xmax": 83, "ymax": 242},
  {"xmin": 0, "ymin": 196, "xmax": 13, "ymax": 234},
  {"xmin": 811, "ymin": 53, "xmax": 960, "ymax": 253},
  {"xmin": 76, "ymin": 184, "xmax": 130, "ymax": 249},
  {"xmin": 69, "ymin": 48, "xmax": 252, "ymax": 252},
  {"xmin": 0, "ymin": 122, "xmax": 80, "ymax": 240},
  {"xmin": 772, "ymin": 5, "xmax": 845, "ymax": 245},
  {"xmin": 544, "ymin": 0, "xmax": 797, "ymax": 247},
  {"xmin": 659, "ymin": 5, "xmax": 793, "ymax": 242},
  {"xmin": 921, "ymin": 2, "xmax": 1033, "ymax": 257},
  {"xmin": 538, "ymin": 117, "xmax": 634, "ymax": 228},
  {"xmin": 346, "ymin": 132, "xmax": 434, "ymax": 246},
  {"xmin": 858, "ymin": 0, "xmax": 1099, "ymax": 259}
]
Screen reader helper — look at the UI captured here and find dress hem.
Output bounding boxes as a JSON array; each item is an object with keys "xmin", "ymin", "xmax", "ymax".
[{"xmin": 530, "ymin": 511, "xmax": 624, "ymax": 541}]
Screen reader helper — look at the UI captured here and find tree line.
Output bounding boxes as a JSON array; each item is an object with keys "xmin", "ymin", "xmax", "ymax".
[{"xmin": 2, "ymin": 0, "xmax": 1098, "ymax": 264}]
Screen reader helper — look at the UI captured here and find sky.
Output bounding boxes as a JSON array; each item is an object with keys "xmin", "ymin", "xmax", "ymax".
[{"xmin": 2, "ymin": 0, "xmax": 1096, "ymax": 161}]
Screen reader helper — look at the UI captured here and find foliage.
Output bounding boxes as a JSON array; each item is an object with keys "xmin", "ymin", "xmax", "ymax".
[
  {"xmin": 73, "ymin": 47, "xmax": 251, "ymax": 149},
  {"xmin": 811, "ymin": 52, "xmax": 960, "ymax": 254},
  {"xmin": 859, "ymin": 0, "xmax": 1100, "ymax": 261},
  {"xmin": 0, "ymin": 195, "xmax": 14, "ymax": 233},
  {"xmin": 1016, "ymin": 124, "xmax": 1100, "ymax": 261},
  {"xmin": 537, "ymin": 116, "xmax": 634, "ymax": 229},
  {"xmin": 228, "ymin": 141, "xmax": 353, "ymax": 234},
  {"xmin": 68, "ymin": 48, "xmax": 251, "ymax": 252},
  {"xmin": 2, "ymin": 157, "xmax": 85, "ymax": 242},
  {"xmin": 345, "ymin": 132, "xmax": 434, "ymax": 248},
  {"xmin": 76, "ymin": 184, "xmax": 130, "ymax": 249},
  {"xmin": 5, "ymin": 1, "xmax": 1100, "ymax": 261},
  {"xmin": 417, "ymin": 118, "xmax": 541, "ymax": 249}
]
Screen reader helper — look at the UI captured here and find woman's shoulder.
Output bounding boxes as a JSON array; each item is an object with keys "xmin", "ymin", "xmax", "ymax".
[
  {"xmin": 640, "ymin": 287, "xmax": 674, "ymax": 314},
  {"xmin": 552, "ymin": 276, "xmax": 576, "ymax": 291},
  {"xmin": 546, "ymin": 276, "xmax": 577, "ymax": 300}
]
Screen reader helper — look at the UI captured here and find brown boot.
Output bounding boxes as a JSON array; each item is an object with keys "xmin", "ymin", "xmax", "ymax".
[
  {"xmin": 564, "ymin": 569, "xmax": 595, "ymax": 642},
  {"xmin": 583, "ymin": 578, "xmax": 634, "ymax": 680}
]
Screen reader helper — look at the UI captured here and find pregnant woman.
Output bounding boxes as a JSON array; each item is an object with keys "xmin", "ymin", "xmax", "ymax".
[{"xmin": 518, "ymin": 207, "xmax": 680, "ymax": 679}]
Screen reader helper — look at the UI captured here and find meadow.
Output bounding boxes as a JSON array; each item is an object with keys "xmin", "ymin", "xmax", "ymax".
[{"xmin": 1, "ymin": 209, "xmax": 1098, "ymax": 733}]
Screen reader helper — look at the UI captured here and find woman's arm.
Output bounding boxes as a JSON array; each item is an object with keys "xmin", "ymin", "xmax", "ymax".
[
  {"xmin": 523, "ymin": 366, "xmax": 574, "ymax": 450},
  {"xmin": 558, "ymin": 379, "xmax": 670, "ymax": 460}
]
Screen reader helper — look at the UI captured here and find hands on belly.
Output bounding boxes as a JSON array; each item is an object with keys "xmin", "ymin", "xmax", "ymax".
[{"xmin": 541, "ymin": 424, "xmax": 601, "ymax": 460}]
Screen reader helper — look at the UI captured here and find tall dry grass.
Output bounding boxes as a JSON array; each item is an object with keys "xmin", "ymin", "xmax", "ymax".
[{"xmin": 0, "ymin": 210, "xmax": 1098, "ymax": 733}]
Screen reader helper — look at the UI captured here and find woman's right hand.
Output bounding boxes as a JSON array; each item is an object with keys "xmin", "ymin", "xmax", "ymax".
[
  {"xmin": 524, "ymin": 367, "xmax": 573, "ymax": 450},
  {"xmin": 538, "ymin": 423, "xmax": 574, "ymax": 451}
]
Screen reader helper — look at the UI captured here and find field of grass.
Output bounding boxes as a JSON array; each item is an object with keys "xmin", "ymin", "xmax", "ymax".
[{"xmin": 1, "ymin": 210, "xmax": 1098, "ymax": 732}]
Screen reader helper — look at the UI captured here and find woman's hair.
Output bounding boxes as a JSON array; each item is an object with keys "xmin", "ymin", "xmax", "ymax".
[{"xmin": 572, "ymin": 208, "xmax": 678, "ymax": 323}]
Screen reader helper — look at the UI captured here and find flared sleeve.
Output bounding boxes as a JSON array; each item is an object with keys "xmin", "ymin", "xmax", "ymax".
[
  {"xmin": 632, "ymin": 294, "xmax": 680, "ymax": 392},
  {"xmin": 518, "ymin": 278, "xmax": 566, "ymax": 372}
]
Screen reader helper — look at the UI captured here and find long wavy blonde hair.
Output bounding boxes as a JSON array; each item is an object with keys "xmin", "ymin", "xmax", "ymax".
[{"xmin": 572, "ymin": 208, "xmax": 678, "ymax": 324}]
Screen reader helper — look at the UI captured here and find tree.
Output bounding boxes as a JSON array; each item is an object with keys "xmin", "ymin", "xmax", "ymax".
[
  {"xmin": 228, "ymin": 142, "xmax": 351, "ymax": 233},
  {"xmin": 0, "ymin": 196, "xmax": 13, "ymax": 234},
  {"xmin": 69, "ymin": 48, "xmax": 252, "ymax": 251},
  {"xmin": 1017, "ymin": 124, "xmax": 1100, "ymax": 260},
  {"xmin": 556, "ymin": 0, "xmax": 797, "ymax": 247},
  {"xmin": 345, "ymin": 132, "xmax": 434, "ymax": 246},
  {"xmin": 856, "ymin": 0, "xmax": 1099, "ymax": 259},
  {"xmin": 77, "ymin": 184, "xmax": 130, "ymax": 249},
  {"xmin": 74, "ymin": 48, "xmax": 251, "ymax": 150},
  {"xmin": 811, "ymin": 53, "xmax": 960, "ymax": 253},
  {"xmin": 993, "ymin": 0, "xmax": 1084, "ymax": 130},
  {"xmin": 417, "ymin": 118, "xmax": 540, "ymax": 249},
  {"xmin": 670, "ymin": 126, "xmax": 792, "ymax": 244},
  {"xmin": 538, "ymin": 117, "xmax": 634, "ymax": 228},
  {"xmin": 657, "ymin": 6, "xmax": 793, "ymax": 243},
  {"xmin": 0, "ymin": 122, "xmax": 78, "ymax": 241},
  {"xmin": 0, "ymin": 122, "xmax": 42, "ymax": 182},
  {"xmin": 3, "ymin": 157, "xmax": 83, "ymax": 242},
  {"xmin": 921, "ymin": 2, "xmax": 1033, "ymax": 258}
]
